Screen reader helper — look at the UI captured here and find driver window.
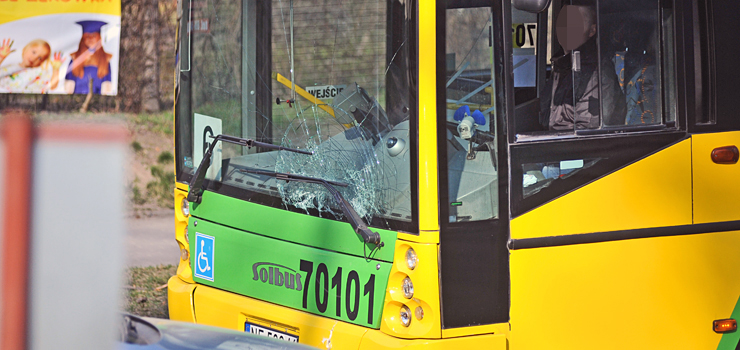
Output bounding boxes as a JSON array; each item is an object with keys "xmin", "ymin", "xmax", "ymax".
[
  {"xmin": 516, "ymin": 0, "xmax": 676, "ymax": 200},
  {"xmin": 444, "ymin": 4, "xmax": 500, "ymax": 223},
  {"xmin": 514, "ymin": 0, "xmax": 674, "ymax": 139}
]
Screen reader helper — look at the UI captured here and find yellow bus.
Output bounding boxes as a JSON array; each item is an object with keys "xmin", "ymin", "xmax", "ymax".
[{"xmin": 168, "ymin": 0, "xmax": 740, "ymax": 348}]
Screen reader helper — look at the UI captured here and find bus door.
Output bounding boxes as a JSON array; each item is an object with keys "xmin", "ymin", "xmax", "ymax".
[
  {"xmin": 508, "ymin": 0, "xmax": 684, "ymax": 232},
  {"xmin": 691, "ymin": 0, "xmax": 740, "ymax": 224},
  {"xmin": 502, "ymin": 0, "xmax": 736, "ymax": 348},
  {"xmin": 437, "ymin": 0, "xmax": 511, "ymax": 329}
]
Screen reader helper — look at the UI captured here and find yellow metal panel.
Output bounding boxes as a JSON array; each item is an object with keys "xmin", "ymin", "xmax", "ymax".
[
  {"xmin": 174, "ymin": 188, "xmax": 193, "ymax": 283},
  {"xmin": 167, "ymin": 276, "xmax": 196, "ymax": 323},
  {"xmin": 510, "ymin": 230, "xmax": 740, "ymax": 349},
  {"xmin": 193, "ymin": 280, "xmax": 506, "ymax": 349},
  {"xmin": 441, "ymin": 323, "xmax": 509, "ymax": 338},
  {"xmin": 511, "ymin": 139, "xmax": 692, "ymax": 239},
  {"xmin": 193, "ymin": 284, "xmax": 368, "ymax": 349},
  {"xmin": 175, "ymin": 181, "xmax": 188, "ymax": 192},
  {"xmin": 692, "ymin": 132, "xmax": 740, "ymax": 223},
  {"xmin": 360, "ymin": 329, "xmax": 507, "ymax": 349},
  {"xmin": 398, "ymin": 231, "xmax": 439, "ymax": 244},
  {"xmin": 418, "ymin": 0, "xmax": 440, "ymax": 234},
  {"xmin": 380, "ymin": 240, "xmax": 441, "ymax": 339}
]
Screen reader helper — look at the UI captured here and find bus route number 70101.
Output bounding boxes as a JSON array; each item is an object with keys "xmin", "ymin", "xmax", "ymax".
[{"xmin": 299, "ymin": 259, "xmax": 376, "ymax": 325}]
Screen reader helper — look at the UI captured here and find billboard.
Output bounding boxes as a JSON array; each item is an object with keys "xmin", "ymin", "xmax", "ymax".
[{"xmin": 0, "ymin": 0, "xmax": 120, "ymax": 95}]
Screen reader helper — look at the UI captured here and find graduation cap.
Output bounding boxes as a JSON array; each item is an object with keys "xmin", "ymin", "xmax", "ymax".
[{"xmin": 76, "ymin": 21, "xmax": 107, "ymax": 34}]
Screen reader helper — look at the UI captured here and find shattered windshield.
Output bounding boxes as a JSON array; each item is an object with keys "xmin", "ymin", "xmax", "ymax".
[{"xmin": 178, "ymin": 0, "xmax": 416, "ymax": 232}]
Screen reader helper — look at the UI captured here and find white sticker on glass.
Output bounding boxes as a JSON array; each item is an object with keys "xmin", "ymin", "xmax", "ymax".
[{"xmin": 193, "ymin": 113, "xmax": 223, "ymax": 180}]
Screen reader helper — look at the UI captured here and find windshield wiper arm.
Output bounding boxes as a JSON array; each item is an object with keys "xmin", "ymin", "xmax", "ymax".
[
  {"xmin": 187, "ymin": 134, "xmax": 312, "ymax": 203},
  {"xmin": 239, "ymin": 169, "xmax": 383, "ymax": 246}
]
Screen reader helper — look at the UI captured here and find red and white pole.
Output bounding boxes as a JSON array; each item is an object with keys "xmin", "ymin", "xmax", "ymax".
[{"xmin": 1, "ymin": 111, "xmax": 34, "ymax": 350}]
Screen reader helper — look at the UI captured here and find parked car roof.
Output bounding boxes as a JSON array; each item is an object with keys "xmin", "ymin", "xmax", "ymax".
[{"xmin": 117, "ymin": 314, "xmax": 314, "ymax": 350}]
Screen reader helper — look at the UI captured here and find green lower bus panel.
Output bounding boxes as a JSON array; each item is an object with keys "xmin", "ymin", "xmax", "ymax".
[{"xmin": 189, "ymin": 219, "xmax": 392, "ymax": 328}]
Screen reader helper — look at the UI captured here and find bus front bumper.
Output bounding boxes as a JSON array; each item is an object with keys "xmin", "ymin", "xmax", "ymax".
[{"xmin": 167, "ymin": 276, "xmax": 507, "ymax": 349}]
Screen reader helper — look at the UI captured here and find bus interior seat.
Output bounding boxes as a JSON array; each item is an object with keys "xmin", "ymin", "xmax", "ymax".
[{"xmin": 602, "ymin": 10, "xmax": 661, "ymax": 125}]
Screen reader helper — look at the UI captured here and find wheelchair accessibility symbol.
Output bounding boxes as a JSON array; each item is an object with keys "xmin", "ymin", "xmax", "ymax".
[{"xmin": 194, "ymin": 233, "xmax": 215, "ymax": 281}]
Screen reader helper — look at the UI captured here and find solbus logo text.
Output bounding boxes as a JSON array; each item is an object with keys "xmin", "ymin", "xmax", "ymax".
[{"xmin": 252, "ymin": 262, "xmax": 303, "ymax": 291}]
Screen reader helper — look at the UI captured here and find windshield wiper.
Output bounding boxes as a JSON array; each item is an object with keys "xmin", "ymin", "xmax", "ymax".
[
  {"xmin": 239, "ymin": 169, "xmax": 383, "ymax": 246},
  {"xmin": 187, "ymin": 134, "xmax": 312, "ymax": 203}
]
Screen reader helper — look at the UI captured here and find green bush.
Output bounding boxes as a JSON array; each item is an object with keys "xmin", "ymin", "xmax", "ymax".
[
  {"xmin": 123, "ymin": 265, "xmax": 177, "ymax": 319},
  {"xmin": 131, "ymin": 112, "xmax": 173, "ymax": 136},
  {"xmin": 131, "ymin": 183, "xmax": 147, "ymax": 205},
  {"xmin": 147, "ymin": 165, "xmax": 175, "ymax": 208},
  {"xmin": 157, "ymin": 151, "xmax": 173, "ymax": 164},
  {"xmin": 131, "ymin": 141, "xmax": 143, "ymax": 153}
]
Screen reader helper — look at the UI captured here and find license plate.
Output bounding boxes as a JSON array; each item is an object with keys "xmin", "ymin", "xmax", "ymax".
[{"xmin": 244, "ymin": 322, "xmax": 298, "ymax": 343}]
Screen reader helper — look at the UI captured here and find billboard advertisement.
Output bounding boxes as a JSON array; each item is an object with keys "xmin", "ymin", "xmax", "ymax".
[{"xmin": 0, "ymin": 0, "xmax": 120, "ymax": 95}]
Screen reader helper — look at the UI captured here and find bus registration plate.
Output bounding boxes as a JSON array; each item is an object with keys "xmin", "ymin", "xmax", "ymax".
[{"xmin": 244, "ymin": 322, "xmax": 298, "ymax": 343}]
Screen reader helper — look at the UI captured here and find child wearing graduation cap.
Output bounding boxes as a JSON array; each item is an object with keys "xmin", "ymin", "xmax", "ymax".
[
  {"xmin": 0, "ymin": 38, "xmax": 64, "ymax": 93},
  {"xmin": 64, "ymin": 20, "xmax": 114, "ymax": 95}
]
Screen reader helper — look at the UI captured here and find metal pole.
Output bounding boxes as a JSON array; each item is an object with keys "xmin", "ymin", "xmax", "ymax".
[
  {"xmin": 1, "ymin": 111, "xmax": 34, "ymax": 350},
  {"xmin": 290, "ymin": 0, "xmax": 296, "ymax": 103}
]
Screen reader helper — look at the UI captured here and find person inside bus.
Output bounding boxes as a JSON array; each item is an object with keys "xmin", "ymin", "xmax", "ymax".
[{"xmin": 540, "ymin": 2, "xmax": 626, "ymax": 131}]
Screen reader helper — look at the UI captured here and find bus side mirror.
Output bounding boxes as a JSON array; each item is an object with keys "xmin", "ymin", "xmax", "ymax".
[{"xmin": 513, "ymin": 0, "xmax": 552, "ymax": 13}]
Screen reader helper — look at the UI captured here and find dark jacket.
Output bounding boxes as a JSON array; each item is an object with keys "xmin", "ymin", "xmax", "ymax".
[{"xmin": 540, "ymin": 37, "xmax": 626, "ymax": 130}]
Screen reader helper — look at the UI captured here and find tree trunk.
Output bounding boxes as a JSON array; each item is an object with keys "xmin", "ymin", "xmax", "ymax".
[
  {"xmin": 79, "ymin": 79, "xmax": 94, "ymax": 113},
  {"xmin": 141, "ymin": 0, "xmax": 161, "ymax": 112}
]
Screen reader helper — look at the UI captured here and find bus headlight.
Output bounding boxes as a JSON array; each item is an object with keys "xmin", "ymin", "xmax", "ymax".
[
  {"xmin": 402, "ymin": 277, "xmax": 414, "ymax": 299},
  {"xmin": 415, "ymin": 306, "xmax": 424, "ymax": 320},
  {"xmin": 181, "ymin": 198, "xmax": 190, "ymax": 217},
  {"xmin": 184, "ymin": 226, "xmax": 189, "ymax": 244},
  {"xmin": 400, "ymin": 305, "xmax": 411, "ymax": 327},
  {"xmin": 405, "ymin": 248, "xmax": 417, "ymax": 270}
]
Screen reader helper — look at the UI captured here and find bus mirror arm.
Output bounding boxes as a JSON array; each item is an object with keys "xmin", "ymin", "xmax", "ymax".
[
  {"xmin": 186, "ymin": 139, "xmax": 216, "ymax": 204},
  {"xmin": 187, "ymin": 134, "xmax": 313, "ymax": 204},
  {"xmin": 239, "ymin": 169, "xmax": 383, "ymax": 247}
]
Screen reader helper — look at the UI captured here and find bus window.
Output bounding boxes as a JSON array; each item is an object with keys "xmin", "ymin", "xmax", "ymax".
[
  {"xmin": 444, "ymin": 3, "xmax": 500, "ymax": 223},
  {"xmin": 514, "ymin": 0, "xmax": 676, "ymax": 140},
  {"xmin": 511, "ymin": 8, "xmax": 538, "ymax": 101},
  {"xmin": 601, "ymin": 1, "xmax": 665, "ymax": 126},
  {"xmin": 512, "ymin": 0, "xmax": 679, "ymax": 210},
  {"xmin": 180, "ymin": 0, "xmax": 417, "ymax": 232}
]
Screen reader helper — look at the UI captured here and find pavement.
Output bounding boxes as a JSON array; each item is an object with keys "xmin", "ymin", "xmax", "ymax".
[{"xmin": 125, "ymin": 209, "xmax": 180, "ymax": 267}]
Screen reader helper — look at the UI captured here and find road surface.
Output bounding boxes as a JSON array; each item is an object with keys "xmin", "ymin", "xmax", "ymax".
[{"xmin": 125, "ymin": 209, "xmax": 180, "ymax": 267}]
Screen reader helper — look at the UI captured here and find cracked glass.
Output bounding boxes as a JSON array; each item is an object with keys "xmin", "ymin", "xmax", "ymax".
[{"xmin": 179, "ymin": 0, "xmax": 416, "ymax": 232}]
